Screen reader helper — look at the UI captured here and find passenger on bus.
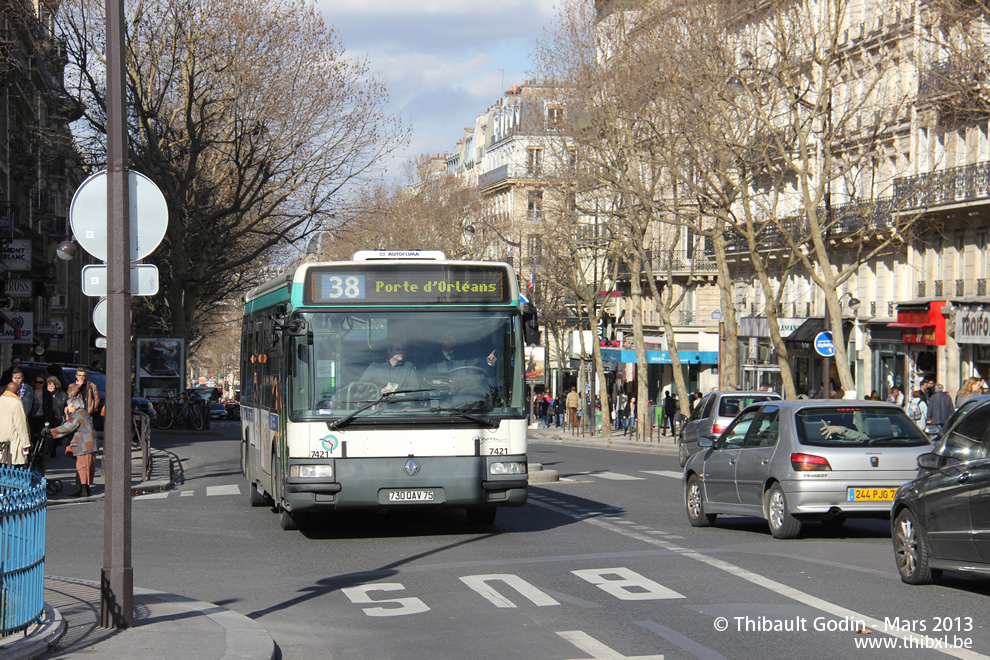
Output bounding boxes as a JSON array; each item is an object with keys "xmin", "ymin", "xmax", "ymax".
[
  {"xmin": 361, "ymin": 340, "xmax": 420, "ymax": 396},
  {"xmin": 424, "ymin": 330, "xmax": 496, "ymax": 375}
]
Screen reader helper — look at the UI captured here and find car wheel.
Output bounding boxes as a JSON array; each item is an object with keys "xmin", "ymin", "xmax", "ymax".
[
  {"xmin": 893, "ymin": 509, "xmax": 941, "ymax": 585},
  {"xmin": 766, "ymin": 483, "xmax": 801, "ymax": 539},
  {"xmin": 685, "ymin": 475, "xmax": 716, "ymax": 527}
]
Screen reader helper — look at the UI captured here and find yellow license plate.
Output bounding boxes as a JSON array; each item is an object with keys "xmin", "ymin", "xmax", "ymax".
[{"xmin": 847, "ymin": 487, "xmax": 897, "ymax": 502}]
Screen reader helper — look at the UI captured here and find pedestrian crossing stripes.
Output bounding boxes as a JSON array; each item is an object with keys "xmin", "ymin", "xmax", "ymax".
[
  {"xmin": 135, "ymin": 484, "xmax": 242, "ymax": 500},
  {"xmin": 639, "ymin": 470, "xmax": 684, "ymax": 479},
  {"xmin": 563, "ymin": 470, "xmax": 682, "ymax": 481}
]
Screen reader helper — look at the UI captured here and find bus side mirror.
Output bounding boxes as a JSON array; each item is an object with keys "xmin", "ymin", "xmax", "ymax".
[{"xmin": 522, "ymin": 302, "xmax": 539, "ymax": 346}]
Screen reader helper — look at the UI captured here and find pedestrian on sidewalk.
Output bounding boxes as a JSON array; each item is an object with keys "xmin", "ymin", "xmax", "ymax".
[
  {"xmin": 623, "ymin": 396, "xmax": 635, "ymax": 436},
  {"xmin": 662, "ymin": 391, "xmax": 677, "ymax": 437},
  {"xmin": 50, "ymin": 396, "xmax": 99, "ymax": 497},
  {"xmin": 566, "ymin": 387, "xmax": 579, "ymax": 428},
  {"xmin": 44, "ymin": 376, "xmax": 68, "ymax": 458},
  {"xmin": 0, "ymin": 382, "xmax": 31, "ymax": 465},
  {"xmin": 66, "ymin": 368, "xmax": 101, "ymax": 417},
  {"xmin": 11, "ymin": 368, "xmax": 35, "ymax": 415},
  {"xmin": 28, "ymin": 374, "xmax": 46, "ymax": 444}
]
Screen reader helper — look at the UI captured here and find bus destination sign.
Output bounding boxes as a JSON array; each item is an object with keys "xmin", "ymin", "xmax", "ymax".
[{"xmin": 305, "ymin": 265, "xmax": 508, "ymax": 305}]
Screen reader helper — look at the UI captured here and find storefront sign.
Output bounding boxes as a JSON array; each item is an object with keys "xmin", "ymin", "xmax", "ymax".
[
  {"xmin": 957, "ymin": 309, "xmax": 990, "ymax": 345},
  {"xmin": 0, "ymin": 240, "xmax": 31, "ymax": 271},
  {"xmin": 0, "ymin": 311, "xmax": 33, "ymax": 343},
  {"xmin": 739, "ymin": 316, "xmax": 803, "ymax": 338},
  {"xmin": 3, "ymin": 279, "xmax": 32, "ymax": 298}
]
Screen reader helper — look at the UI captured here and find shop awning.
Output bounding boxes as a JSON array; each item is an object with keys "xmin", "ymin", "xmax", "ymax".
[
  {"xmin": 598, "ymin": 348, "xmax": 719, "ymax": 365},
  {"xmin": 888, "ymin": 302, "xmax": 946, "ymax": 345},
  {"xmin": 784, "ymin": 318, "xmax": 853, "ymax": 347}
]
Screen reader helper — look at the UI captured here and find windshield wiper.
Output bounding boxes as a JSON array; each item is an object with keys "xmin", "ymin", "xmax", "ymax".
[
  {"xmin": 327, "ymin": 388, "xmax": 436, "ymax": 430},
  {"xmin": 424, "ymin": 406, "xmax": 499, "ymax": 429}
]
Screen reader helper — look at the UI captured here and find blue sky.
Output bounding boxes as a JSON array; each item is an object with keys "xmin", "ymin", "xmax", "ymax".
[{"xmin": 317, "ymin": 0, "xmax": 559, "ymax": 182}]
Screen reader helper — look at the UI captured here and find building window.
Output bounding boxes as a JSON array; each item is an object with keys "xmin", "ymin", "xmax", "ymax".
[
  {"xmin": 528, "ymin": 190, "xmax": 543, "ymax": 220},
  {"xmin": 527, "ymin": 148, "xmax": 542, "ymax": 175},
  {"xmin": 547, "ymin": 106, "xmax": 565, "ymax": 130}
]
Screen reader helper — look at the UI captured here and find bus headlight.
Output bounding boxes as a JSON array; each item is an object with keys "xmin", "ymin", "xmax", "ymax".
[
  {"xmin": 490, "ymin": 461, "xmax": 526, "ymax": 476},
  {"xmin": 289, "ymin": 464, "xmax": 333, "ymax": 478}
]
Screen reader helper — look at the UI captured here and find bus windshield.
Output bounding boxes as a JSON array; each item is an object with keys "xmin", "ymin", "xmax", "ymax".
[{"xmin": 289, "ymin": 310, "xmax": 523, "ymax": 420}]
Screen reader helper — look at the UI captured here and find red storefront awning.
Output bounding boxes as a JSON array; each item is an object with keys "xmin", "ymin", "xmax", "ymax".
[{"xmin": 887, "ymin": 302, "xmax": 946, "ymax": 345}]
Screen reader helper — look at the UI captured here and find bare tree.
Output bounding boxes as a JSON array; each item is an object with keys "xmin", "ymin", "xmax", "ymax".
[
  {"xmin": 321, "ymin": 161, "xmax": 486, "ymax": 261},
  {"xmin": 55, "ymin": 0, "xmax": 409, "ymax": 351}
]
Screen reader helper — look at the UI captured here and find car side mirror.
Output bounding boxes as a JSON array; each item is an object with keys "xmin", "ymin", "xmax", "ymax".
[
  {"xmin": 916, "ymin": 452, "xmax": 940, "ymax": 471},
  {"xmin": 698, "ymin": 437, "xmax": 714, "ymax": 449}
]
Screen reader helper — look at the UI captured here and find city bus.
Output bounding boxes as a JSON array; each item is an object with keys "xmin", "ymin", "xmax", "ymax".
[{"xmin": 240, "ymin": 250, "xmax": 538, "ymax": 530}]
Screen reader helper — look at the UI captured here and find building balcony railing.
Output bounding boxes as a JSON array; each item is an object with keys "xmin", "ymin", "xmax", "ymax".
[
  {"xmin": 617, "ymin": 249, "xmax": 717, "ymax": 277},
  {"xmin": 895, "ymin": 161, "xmax": 990, "ymax": 211},
  {"xmin": 918, "ymin": 56, "xmax": 988, "ymax": 102},
  {"xmin": 478, "ymin": 164, "xmax": 509, "ymax": 189}
]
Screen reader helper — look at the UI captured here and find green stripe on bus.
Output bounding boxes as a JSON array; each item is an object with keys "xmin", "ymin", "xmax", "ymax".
[{"xmin": 244, "ymin": 288, "xmax": 291, "ymax": 315}]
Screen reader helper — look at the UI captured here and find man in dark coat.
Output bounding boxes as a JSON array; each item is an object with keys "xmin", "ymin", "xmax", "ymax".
[
  {"xmin": 927, "ymin": 383, "xmax": 954, "ymax": 428},
  {"xmin": 662, "ymin": 391, "xmax": 677, "ymax": 437}
]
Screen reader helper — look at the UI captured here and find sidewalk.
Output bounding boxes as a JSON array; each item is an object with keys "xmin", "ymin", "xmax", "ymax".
[
  {"xmin": 527, "ymin": 423, "xmax": 679, "ymax": 455},
  {"xmin": 1, "ymin": 577, "xmax": 277, "ymax": 660},
  {"xmin": 41, "ymin": 432, "xmax": 175, "ymax": 505},
  {"xmin": 0, "ymin": 429, "xmax": 278, "ymax": 659}
]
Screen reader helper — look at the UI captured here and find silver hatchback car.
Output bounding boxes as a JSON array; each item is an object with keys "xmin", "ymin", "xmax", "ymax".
[
  {"xmin": 683, "ymin": 400, "xmax": 932, "ymax": 539},
  {"xmin": 678, "ymin": 391, "xmax": 781, "ymax": 466}
]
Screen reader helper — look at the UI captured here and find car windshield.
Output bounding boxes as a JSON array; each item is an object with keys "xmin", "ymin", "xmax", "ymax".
[
  {"xmin": 718, "ymin": 395, "xmax": 779, "ymax": 417},
  {"xmin": 795, "ymin": 406, "xmax": 929, "ymax": 447},
  {"xmin": 288, "ymin": 310, "xmax": 523, "ymax": 421}
]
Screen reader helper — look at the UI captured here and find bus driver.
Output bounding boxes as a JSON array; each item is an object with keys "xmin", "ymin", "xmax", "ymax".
[{"xmin": 361, "ymin": 339, "xmax": 420, "ymax": 396}]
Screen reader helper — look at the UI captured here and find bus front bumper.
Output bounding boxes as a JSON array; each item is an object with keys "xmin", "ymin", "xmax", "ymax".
[{"xmin": 284, "ymin": 455, "xmax": 528, "ymax": 514}]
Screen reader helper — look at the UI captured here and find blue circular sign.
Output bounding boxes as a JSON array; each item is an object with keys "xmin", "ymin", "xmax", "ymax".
[{"xmin": 814, "ymin": 331, "xmax": 835, "ymax": 357}]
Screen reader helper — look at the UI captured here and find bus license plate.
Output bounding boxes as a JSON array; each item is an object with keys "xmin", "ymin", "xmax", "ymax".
[
  {"xmin": 847, "ymin": 487, "xmax": 897, "ymax": 502},
  {"xmin": 388, "ymin": 489, "xmax": 435, "ymax": 502}
]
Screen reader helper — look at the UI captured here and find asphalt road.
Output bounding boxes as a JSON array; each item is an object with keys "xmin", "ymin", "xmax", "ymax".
[{"xmin": 44, "ymin": 422, "xmax": 990, "ymax": 659}]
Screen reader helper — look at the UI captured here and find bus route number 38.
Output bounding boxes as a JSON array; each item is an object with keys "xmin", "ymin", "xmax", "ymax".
[{"xmin": 322, "ymin": 275, "xmax": 364, "ymax": 299}]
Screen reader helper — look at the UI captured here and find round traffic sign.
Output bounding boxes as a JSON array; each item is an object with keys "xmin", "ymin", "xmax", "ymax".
[
  {"xmin": 93, "ymin": 298, "xmax": 107, "ymax": 337},
  {"xmin": 69, "ymin": 170, "xmax": 168, "ymax": 262},
  {"xmin": 814, "ymin": 331, "xmax": 835, "ymax": 357}
]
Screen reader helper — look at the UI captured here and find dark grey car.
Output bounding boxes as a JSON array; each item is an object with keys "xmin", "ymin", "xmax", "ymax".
[
  {"xmin": 684, "ymin": 400, "xmax": 931, "ymax": 539},
  {"xmin": 678, "ymin": 391, "xmax": 781, "ymax": 466},
  {"xmin": 891, "ymin": 396, "xmax": 990, "ymax": 584}
]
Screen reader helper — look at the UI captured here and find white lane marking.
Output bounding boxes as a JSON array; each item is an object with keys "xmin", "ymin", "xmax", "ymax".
[
  {"xmin": 592, "ymin": 471, "xmax": 645, "ymax": 481},
  {"xmin": 206, "ymin": 485, "xmax": 241, "ymax": 496},
  {"xmin": 529, "ymin": 498, "xmax": 990, "ymax": 660},
  {"xmin": 340, "ymin": 583, "xmax": 429, "ymax": 617},
  {"xmin": 641, "ymin": 470, "xmax": 683, "ymax": 479},
  {"xmin": 180, "ymin": 491, "xmax": 194, "ymax": 497},
  {"xmin": 134, "ymin": 492, "xmax": 169, "ymax": 499},
  {"xmin": 459, "ymin": 574, "xmax": 560, "ymax": 608},
  {"xmin": 556, "ymin": 630, "xmax": 664, "ymax": 660},
  {"xmin": 572, "ymin": 567, "xmax": 684, "ymax": 601}
]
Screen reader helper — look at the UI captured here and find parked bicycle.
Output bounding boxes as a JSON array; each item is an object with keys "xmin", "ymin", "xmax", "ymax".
[{"xmin": 152, "ymin": 391, "xmax": 206, "ymax": 430}]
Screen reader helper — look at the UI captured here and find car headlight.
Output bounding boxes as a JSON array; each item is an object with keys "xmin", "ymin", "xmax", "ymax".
[
  {"xmin": 289, "ymin": 464, "xmax": 334, "ymax": 478},
  {"xmin": 490, "ymin": 461, "xmax": 526, "ymax": 475}
]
